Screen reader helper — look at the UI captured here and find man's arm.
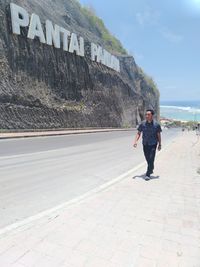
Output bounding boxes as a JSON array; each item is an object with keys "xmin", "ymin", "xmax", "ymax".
[
  {"xmin": 133, "ymin": 131, "xmax": 141, "ymax": 148},
  {"xmin": 157, "ymin": 132, "xmax": 162, "ymax": 151}
]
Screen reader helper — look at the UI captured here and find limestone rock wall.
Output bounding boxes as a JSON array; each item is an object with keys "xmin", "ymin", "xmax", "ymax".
[{"xmin": 0, "ymin": 0, "xmax": 160, "ymax": 129}]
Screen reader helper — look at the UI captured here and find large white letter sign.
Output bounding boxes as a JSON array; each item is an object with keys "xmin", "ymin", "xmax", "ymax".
[
  {"xmin": 10, "ymin": 3, "xmax": 29, "ymax": 35},
  {"xmin": 27, "ymin": 14, "xmax": 46, "ymax": 44},
  {"xmin": 103, "ymin": 49, "xmax": 111, "ymax": 68},
  {"xmin": 116, "ymin": 59, "xmax": 120, "ymax": 72},
  {"xmin": 9, "ymin": 3, "xmax": 120, "ymax": 72},
  {"xmin": 59, "ymin": 27, "xmax": 70, "ymax": 52},
  {"xmin": 97, "ymin": 46, "xmax": 104, "ymax": 64},
  {"xmin": 79, "ymin": 37, "xmax": 85, "ymax": 57},
  {"xmin": 91, "ymin": 43, "xmax": 98, "ymax": 61},
  {"xmin": 46, "ymin": 20, "xmax": 60, "ymax": 49},
  {"xmin": 69, "ymin": 33, "xmax": 80, "ymax": 55}
]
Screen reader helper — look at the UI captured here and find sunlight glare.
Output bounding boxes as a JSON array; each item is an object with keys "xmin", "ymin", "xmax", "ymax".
[{"xmin": 184, "ymin": 0, "xmax": 200, "ymax": 16}]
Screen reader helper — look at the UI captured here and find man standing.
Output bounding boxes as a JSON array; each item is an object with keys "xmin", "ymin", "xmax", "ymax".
[{"xmin": 133, "ymin": 109, "xmax": 162, "ymax": 180}]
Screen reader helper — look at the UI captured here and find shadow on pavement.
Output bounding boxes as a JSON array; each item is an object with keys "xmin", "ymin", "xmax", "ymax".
[{"xmin": 132, "ymin": 174, "xmax": 160, "ymax": 181}]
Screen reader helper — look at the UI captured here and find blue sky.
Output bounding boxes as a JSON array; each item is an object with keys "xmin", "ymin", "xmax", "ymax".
[{"xmin": 79, "ymin": 0, "xmax": 200, "ymax": 101}]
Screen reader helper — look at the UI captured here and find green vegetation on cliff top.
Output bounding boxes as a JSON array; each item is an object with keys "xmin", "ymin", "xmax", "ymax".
[
  {"xmin": 76, "ymin": 1, "xmax": 159, "ymax": 94},
  {"xmin": 78, "ymin": 4, "xmax": 127, "ymax": 55},
  {"xmin": 138, "ymin": 67, "xmax": 160, "ymax": 96}
]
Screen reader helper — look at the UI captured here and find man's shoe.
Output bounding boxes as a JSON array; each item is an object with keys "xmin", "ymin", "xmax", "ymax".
[{"xmin": 145, "ymin": 175, "xmax": 150, "ymax": 181}]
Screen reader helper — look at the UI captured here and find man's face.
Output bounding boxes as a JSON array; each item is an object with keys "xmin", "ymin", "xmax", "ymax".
[{"xmin": 145, "ymin": 111, "xmax": 153, "ymax": 121}]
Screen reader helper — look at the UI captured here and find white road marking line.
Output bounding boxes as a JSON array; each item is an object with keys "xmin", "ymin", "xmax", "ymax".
[
  {"xmin": 0, "ymin": 129, "xmax": 134, "ymax": 142},
  {"xmin": 0, "ymin": 133, "xmax": 135, "ymax": 160},
  {"xmin": 0, "ymin": 161, "xmax": 146, "ymax": 237},
  {"xmin": 0, "ymin": 147, "xmax": 72, "ymax": 160},
  {"xmin": 0, "ymin": 137, "xmax": 173, "ymax": 237}
]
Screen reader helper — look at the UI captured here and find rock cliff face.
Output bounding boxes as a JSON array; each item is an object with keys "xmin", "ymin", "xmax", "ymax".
[{"xmin": 0, "ymin": 0, "xmax": 160, "ymax": 129}]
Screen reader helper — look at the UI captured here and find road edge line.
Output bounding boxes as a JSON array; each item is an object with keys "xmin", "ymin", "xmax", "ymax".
[
  {"xmin": 0, "ymin": 128, "xmax": 134, "ymax": 140},
  {"xmin": 0, "ymin": 137, "xmax": 174, "ymax": 237},
  {"xmin": 0, "ymin": 162, "xmax": 146, "ymax": 237}
]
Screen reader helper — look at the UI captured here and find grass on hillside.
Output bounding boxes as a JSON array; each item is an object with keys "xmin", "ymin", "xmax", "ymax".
[
  {"xmin": 138, "ymin": 67, "xmax": 159, "ymax": 95},
  {"xmin": 75, "ymin": 1, "xmax": 159, "ymax": 94},
  {"xmin": 79, "ymin": 5, "xmax": 127, "ymax": 55}
]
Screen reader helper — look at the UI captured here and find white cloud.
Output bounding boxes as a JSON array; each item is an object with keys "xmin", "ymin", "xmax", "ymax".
[
  {"xmin": 136, "ymin": 6, "xmax": 160, "ymax": 26},
  {"xmin": 160, "ymin": 28, "xmax": 183, "ymax": 43},
  {"xmin": 164, "ymin": 85, "xmax": 177, "ymax": 90},
  {"xmin": 136, "ymin": 12, "xmax": 146, "ymax": 26},
  {"xmin": 135, "ymin": 7, "xmax": 184, "ymax": 44},
  {"xmin": 134, "ymin": 52, "xmax": 144, "ymax": 60}
]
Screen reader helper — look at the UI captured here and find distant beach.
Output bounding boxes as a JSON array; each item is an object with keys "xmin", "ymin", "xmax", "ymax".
[{"xmin": 160, "ymin": 100, "xmax": 200, "ymax": 122}]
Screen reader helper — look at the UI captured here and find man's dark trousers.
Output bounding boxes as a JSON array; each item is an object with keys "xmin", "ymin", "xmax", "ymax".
[{"xmin": 143, "ymin": 144, "xmax": 157, "ymax": 175}]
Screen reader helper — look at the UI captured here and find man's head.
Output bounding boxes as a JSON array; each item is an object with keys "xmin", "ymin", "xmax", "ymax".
[{"xmin": 145, "ymin": 109, "xmax": 154, "ymax": 122}]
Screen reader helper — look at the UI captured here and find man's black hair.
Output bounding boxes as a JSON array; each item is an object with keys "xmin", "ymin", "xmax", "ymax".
[{"xmin": 146, "ymin": 109, "xmax": 155, "ymax": 115}]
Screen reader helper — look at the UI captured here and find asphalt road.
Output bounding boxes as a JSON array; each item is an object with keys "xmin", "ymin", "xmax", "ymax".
[{"xmin": 0, "ymin": 129, "xmax": 180, "ymax": 228}]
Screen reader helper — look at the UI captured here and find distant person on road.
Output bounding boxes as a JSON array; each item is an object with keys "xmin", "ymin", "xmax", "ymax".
[{"xmin": 133, "ymin": 110, "xmax": 162, "ymax": 180}]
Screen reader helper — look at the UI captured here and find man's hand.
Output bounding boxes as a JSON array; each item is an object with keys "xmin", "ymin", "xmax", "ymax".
[
  {"xmin": 133, "ymin": 132, "xmax": 141, "ymax": 149},
  {"xmin": 158, "ymin": 144, "xmax": 162, "ymax": 151}
]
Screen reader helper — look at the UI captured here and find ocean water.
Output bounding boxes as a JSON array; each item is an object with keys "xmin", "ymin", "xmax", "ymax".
[{"xmin": 160, "ymin": 100, "xmax": 200, "ymax": 122}]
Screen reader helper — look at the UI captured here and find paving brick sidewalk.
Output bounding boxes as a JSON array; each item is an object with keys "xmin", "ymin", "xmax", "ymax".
[{"xmin": 0, "ymin": 132, "xmax": 200, "ymax": 267}]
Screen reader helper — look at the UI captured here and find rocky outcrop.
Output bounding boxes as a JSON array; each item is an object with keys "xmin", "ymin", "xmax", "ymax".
[{"xmin": 0, "ymin": 0, "xmax": 160, "ymax": 129}]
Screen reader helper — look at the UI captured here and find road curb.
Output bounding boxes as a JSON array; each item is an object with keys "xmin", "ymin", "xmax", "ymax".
[{"xmin": 0, "ymin": 128, "xmax": 135, "ymax": 140}]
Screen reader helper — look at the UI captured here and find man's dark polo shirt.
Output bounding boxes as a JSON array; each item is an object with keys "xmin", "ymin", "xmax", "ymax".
[{"xmin": 137, "ymin": 120, "xmax": 162, "ymax": 146}]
